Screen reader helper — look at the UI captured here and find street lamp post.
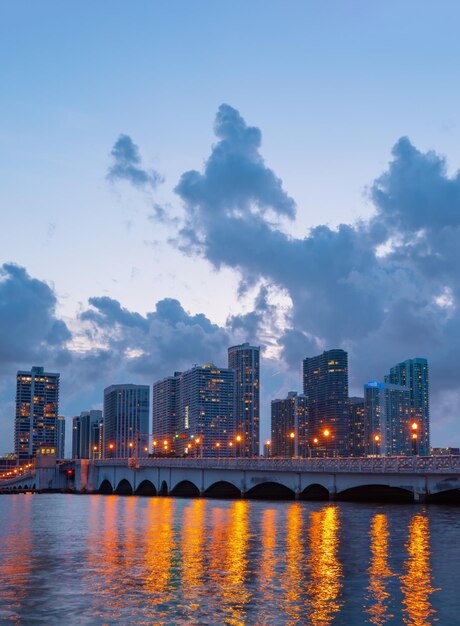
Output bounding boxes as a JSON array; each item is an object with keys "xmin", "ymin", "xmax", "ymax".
[
  {"xmin": 311, "ymin": 437, "xmax": 319, "ymax": 458},
  {"xmin": 323, "ymin": 429, "xmax": 330, "ymax": 458},
  {"xmin": 374, "ymin": 434, "xmax": 380, "ymax": 457},
  {"xmin": 289, "ymin": 431, "xmax": 297, "ymax": 458},
  {"xmin": 236, "ymin": 435, "xmax": 242, "ymax": 458},
  {"xmin": 411, "ymin": 422, "xmax": 418, "ymax": 455}
]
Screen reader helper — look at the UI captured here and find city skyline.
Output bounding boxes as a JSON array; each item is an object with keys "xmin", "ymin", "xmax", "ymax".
[
  {"xmin": 7, "ymin": 348, "xmax": 434, "ymax": 460},
  {"xmin": 2, "ymin": 3, "xmax": 460, "ymax": 454},
  {"xmin": 2, "ymin": 4, "xmax": 460, "ymax": 625}
]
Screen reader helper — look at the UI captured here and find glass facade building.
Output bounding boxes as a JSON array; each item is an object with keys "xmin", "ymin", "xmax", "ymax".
[
  {"xmin": 364, "ymin": 382, "xmax": 411, "ymax": 456},
  {"xmin": 228, "ymin": 343, "xmax": 260, "ymax": 456},
  {"xmin": 271, "ymin": 392, "xmax": 308, "ymax": 458},
  {"xmin": 103, "ymin": 385, "xmax": 150, "ymax": 459},
  {"xmin": 348, "ymin": 397, "xmax": 365, "ymax": 457},
  {"xmin": 56, "ymin": 415, "xmax": 66, "ymax": 459},
  {"xmin": 72, "ymin": 410, "xmax": 103, "ymax": 459},
  {"xmin": 152, "ymin": 373, "xmax": 181, "ymax": 455},
  {"xmin": 385, "ymin": 358, "xmax": 430, "ymax": 456},
  {"xmin": 303, "ymin": 349, "xmax": 349, "ymax": 456}
]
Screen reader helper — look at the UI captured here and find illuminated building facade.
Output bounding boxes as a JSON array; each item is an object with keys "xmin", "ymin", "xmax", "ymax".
[
  {"xmin": 271, "ymin": 392, "xmax": 308, "ymax": 457},
  {"xmin": 56, "ymin": 415, "xmax": 66, "ymax": 459},
  {"xmin": 103, "ymin": 385, "xmax": 149, "ymax": 459},
  {"xmin": 385, "ymin": 358, "xmax": 430, "ymax": 456},
  {"xmin": 14, "ymin": 366, "xmax": 60, "ymax": 461},
  {"xmin": 228, "ymin": 343, "xmax": 260, "ymax": 457},
  {"xmin": 152, "ymin": 373, "xmax": 181, "ymax": 455},
  {"xmin": 303, "ymin": 349, "xmax": 349, "ymax": 456},
  {"xmin": 72, "ymin": 410, "xmax": 103, "ymax": 459},
  {"xmin": 175, "ymin": 364, "xmax": 235, "ymax": 458},
  {"xmin": 348, "ymin": 397, "xmax": 365, "ymax": 457},
  {"xmin": 364, "ymin": 382, "xmax": 411, "ymax": 456}
]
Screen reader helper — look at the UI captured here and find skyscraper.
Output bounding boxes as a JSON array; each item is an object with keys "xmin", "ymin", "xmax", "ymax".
[
  {"xmin": 348, "ymin": 397, "xmax": 365, "ymax": 457},
  {"xmin": 56, "ymin": 415, "xmax": 66, "ymax": 459},
  {"xmin": 152, "ymin": 372, "xmax": 181, "ymax": 455},
  {"xmin": 385, "ymin": 358, "xmax": 430, "ymax": 455},
  {"xmin": 364, "ymin": 382, "xmax": 411, "ymax": 456},
  {"xmin": 14, "ymin": 366, "xmax": 60, "ymax": 461},
  {"xmin": 303, "ymin": 349, "xmax": 349, "ymax": 456},
  {"xmin": 103, "ymin": 385, "xmax": 150, "ymax": 459},
  {"xmin": 271, "ymin": 392, "xmax": 308, "ymax": 457},
  {"xmin": 228, "ymin": 343, "xmax": 260, "ymax": 456},
  {"xmin": 175, "ymin": 363, "xmax": 235, "ymax": 457},
  {"xmin": 72, "ymin": 410, "xmax": 103, "ymax": 459}
]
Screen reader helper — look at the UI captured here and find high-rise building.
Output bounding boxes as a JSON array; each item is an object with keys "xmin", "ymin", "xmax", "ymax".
[
  {"xmin": 14, "ymin": 366, "xmax": 60, "ymax": 461},
  {"xmin": 385, "ymin": 358, "xmax": 430, "ymax": 455},
  {"xmin": 56, "ymin": 415, "xmax": 66, "ymax": 459},
  {"xmin": 228, "ymin": 343, "xmax": 260, "ymax": 456},
  {"xmin": 303, "ymin": 349, "xmax": 349, "ymax": 456},
  {"xmin": 103, "ymin": 385, "xmax": 150, "ymax": 459},
  {"xmin": 348, "ymin": 397, "xmax": 365, "ymax": 457},
  {"xmin": 72, "ymin": 410, "xmax": 103, "ymax": 459},
  {"xmin": 364, "ymin": 382, "xmax": 411, "ymax": 456},
  {"xmin": 152, "ymin": 372, "xmax": 181, "ymax": 455},
  {"xmin": 175, "ymin": 364, "xmax": 235, "ymax": 457},
  {"xmin": 271, "ymin": 392, "xmax": 308, "ymax": 457}
]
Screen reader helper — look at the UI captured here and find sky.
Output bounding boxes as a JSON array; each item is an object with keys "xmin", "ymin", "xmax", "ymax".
[{"xmin": 1, "ymin": 1, "xmax": 460, "ymax": 454}]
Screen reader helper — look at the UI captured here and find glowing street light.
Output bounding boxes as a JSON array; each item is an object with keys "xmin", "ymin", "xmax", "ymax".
[
  {"xmin": 235, "ymin": 434, "xmax": 242, "ymax": 458},
  {"xmin": 311, "ymin": 436, "xmax": 319, "ymax": 458},
  {"xmin": 323, "ymin": 428, "xmax": 331, "ymax": 457},
  {"xmin": 410, "ymin": 422, "xmax": 419, "ymax": 455}
]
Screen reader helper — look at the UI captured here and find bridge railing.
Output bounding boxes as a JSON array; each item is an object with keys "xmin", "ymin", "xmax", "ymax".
[
  {"xmin": 0, "ymin": 471, "xmax": 36, "ymax": 487},
  {"xmin": 92, "ymin": 455, "xmax": 460, "ymax": 473}
]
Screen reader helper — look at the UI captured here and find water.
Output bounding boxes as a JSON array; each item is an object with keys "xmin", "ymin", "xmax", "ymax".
[{"xmin": 0, "ymin": 495, "xmax": 458, "ymax": 625}]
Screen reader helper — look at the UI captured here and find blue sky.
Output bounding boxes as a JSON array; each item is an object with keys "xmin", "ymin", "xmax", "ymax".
[{"xmin": 1, "ymin": 1, "xmax": 460, "ymax": 453}]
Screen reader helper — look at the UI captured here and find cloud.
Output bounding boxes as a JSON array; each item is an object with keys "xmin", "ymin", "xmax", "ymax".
[
  {"xmin": 0, "ymin": 264, "xmax": 71, "ymax": 367},
  {"xmin": 175, "ymin": 103, "xmax": 295, "ymax": 253},
  {"xmin": 173, "ymin": 104, "xmax": 460, "ymax": 445},
  {"xmin": 0, "ymin": 264, "xmax": 238, "ymax": 453},
  {"xmin": 79, "ymin": 296, "xmax": 231, "ymax": 379},
  {"xmin": 107, "ymin": 134, "xmax": 163, "ymax": 190}
]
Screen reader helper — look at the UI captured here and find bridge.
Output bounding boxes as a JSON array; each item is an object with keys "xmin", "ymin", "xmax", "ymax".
[{"xmin": 1, "ymin": 456, "xmax": 460, "ymax": 503}]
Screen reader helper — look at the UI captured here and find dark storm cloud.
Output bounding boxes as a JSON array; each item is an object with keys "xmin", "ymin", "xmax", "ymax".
[
  {"xmin": 175, "ymin": 103, "xmax": 295, "ymax": 256},
  {"xmin": 0, "ymin": 264, "xmax": 71, "ymax": 367},
  {"xmin": 0, "ymin": 266, "xmax": 235, "ymax": 451},
  {"xmin": 107, "ymin": 134, "xmax": 163, "ymax": 189},
  {"xmin": 174, "ymin": 104, "xmax": 460, "ymax": 441},
  {"xmin": 79, "ymin": 296, "xmax": 230, "ymax": 378},
  {"xmin": 176, "ymin": 105, "xmax": 384, "ymax": 343}
]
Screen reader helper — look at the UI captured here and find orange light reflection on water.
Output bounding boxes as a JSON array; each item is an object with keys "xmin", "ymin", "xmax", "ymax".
[
  {"xmin": 281, "ymin": 503, "xmax": 304, "ymax": 624},
  {"xmin": 2, "ymin": 496, "xmax": 32, "ymax": 610},
  {"xmin": 306, "ymin": 505, "xmax": 342, "ymax": 624},
  {"xmin": 401, "ymin": 513, "xmax": 439, "ymax": 626},
  {"xmin": 366, "ymin": 513, "xmax": 394, "ymax": 625},
  {"xmin": 222, "ymin": 500, "xmax": 251, "ymax": 625},
  {"xmin": 180, "ymin": 499, "xmax": 206, "ymax": 616},
  {"xmin": 143, "ymin": 498, "xmax": 175, "ymax": 605},
  {"xmin": 260, "ymin": 507, "xmax": 278, "ymax": 607}
]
